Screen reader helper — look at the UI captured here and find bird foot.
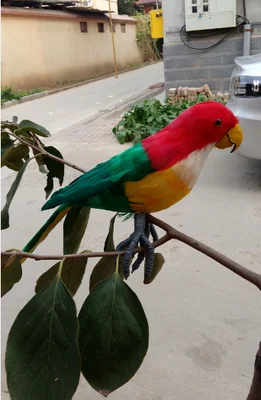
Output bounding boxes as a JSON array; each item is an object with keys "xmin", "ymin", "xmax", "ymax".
[{"xmin": 116, "ymin": 213, "xmax": 158, "ymax": 280}]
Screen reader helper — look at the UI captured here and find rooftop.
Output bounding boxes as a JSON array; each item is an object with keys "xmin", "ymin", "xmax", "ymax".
[{"xmin": 135, "ymin": 0, "xmax": 161, "ymax": 5}]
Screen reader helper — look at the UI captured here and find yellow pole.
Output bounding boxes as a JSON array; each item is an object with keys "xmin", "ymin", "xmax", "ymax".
[{"xmin": 108, "ymin": 0, "xmax": 118, "ymax": 78}]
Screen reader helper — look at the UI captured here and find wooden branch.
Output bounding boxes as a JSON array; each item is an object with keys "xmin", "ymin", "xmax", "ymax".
[
  {"xmin": 148, "ymin": 215, "xmax": 261, "ymax": 291},
  {"xmin": 2, "ymin": 214, "xmax": 261, "ymax": 290},
  {"xmin": 9, "ymin": 132, "xmax": 86, "ymax": 173},
  {"xmin": 246, "ymin": 342, "xmax": 261, "ymax": 400},
  {"xmin": 1, "ymin": 234, "xmax": 171, "ymax": 265}
]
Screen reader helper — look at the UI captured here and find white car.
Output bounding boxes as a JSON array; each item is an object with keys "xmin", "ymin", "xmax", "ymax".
[{"xmin": 226, "ymin": 53, "xmax": 261, "ymax": 160}]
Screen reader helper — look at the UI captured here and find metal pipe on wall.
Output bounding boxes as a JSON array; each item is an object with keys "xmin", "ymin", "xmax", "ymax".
[
  {"xmin": 108, "ymin": 0, "xmax": 118, "ymax": 78},
  {"xmin": 243, "ymin": 24, "xmax": 252, "ymax": 56},
  {"xmin": 242, "ymin": 0, "xmax": 246, "ymax": 19}
]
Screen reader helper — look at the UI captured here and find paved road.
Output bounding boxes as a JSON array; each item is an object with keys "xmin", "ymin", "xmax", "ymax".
[
  {"xmin": 2, "ymin": 99, "xmax": 261, "ymax": 400},
  {"xmin": 1, "ymin": 62, "xmax": 164, "ymax": 134}
]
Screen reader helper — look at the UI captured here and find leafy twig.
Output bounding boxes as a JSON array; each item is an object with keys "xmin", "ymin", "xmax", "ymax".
[
  {"xmin": 9, "ymin": 132, "xmax": 86, "ymax": 174},
  {"xmin": 2, "ymin": 215, "xmax": 261, "ymax": 290}
]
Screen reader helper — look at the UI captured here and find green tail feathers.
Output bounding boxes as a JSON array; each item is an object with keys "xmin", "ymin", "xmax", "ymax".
[{"xmin": 22, "ymin": 203, "xmax": 71, "ymax": 259}]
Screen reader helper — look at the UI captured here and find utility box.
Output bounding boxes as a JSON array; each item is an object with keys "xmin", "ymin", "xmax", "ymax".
[
  {"xmin": 150, "ymin": 9, "xmax": 164, "ymax": 39},
  {"xmin": 184, "ymin": 0, "xmax": 236, "ymax": 31}
]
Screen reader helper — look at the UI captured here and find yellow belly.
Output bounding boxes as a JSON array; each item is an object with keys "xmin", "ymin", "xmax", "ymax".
[{"xmin": 124, "ymin": 168, "xmax": 191, "ymax": 213}]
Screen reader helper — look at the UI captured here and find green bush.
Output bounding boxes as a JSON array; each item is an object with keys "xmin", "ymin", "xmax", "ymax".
[
  {"xmin": 112, "ymin": 95, "xmax": 226, "ymax": 144},
  {"xmin": 134, "ymin": 13, "xmax": 160, "ymax": 61},
  {"xmin": 1, "ymin": 86, "xmax": 42, "ymax": 104}
]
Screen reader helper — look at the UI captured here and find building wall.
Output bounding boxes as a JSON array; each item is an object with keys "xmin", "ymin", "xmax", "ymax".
[
  {"xmin": 162, "ymin": 0, "xmax": 261, "ymax": 91},
  {"xmin": 93, "ymin": 0, "xmax": 118, "ymax": 13},
  {"xmin": 141, "ymin": 4, "xmax": 161, "ymax": 14},
  {"xmin": 1, "ymin": 8, "xmax": 142, "ymax": 89},
  {"xmin": 144, "ymin": 5, "xmax": 154, "ymax": 14}
]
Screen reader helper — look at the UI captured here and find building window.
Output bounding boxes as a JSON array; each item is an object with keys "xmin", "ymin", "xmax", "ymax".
[
  {"xmin": 121, "ymin": 23, "xmax": 126, "ymax": 33},
  {"xmin": 203, "ymin": 4, "xmax": 209, "ymax": 12},
  {"xmin": 98, "ymin": 23, "xmax": 105, "ymax": 33},
  {"xmin": 110, "ymin": 23, "xmax": 116, "ymax": 32},
  {"xmin": 192, "ymin": 6, "xmax": 197, "ymax": 13},
  {"xmin": 80, "ymin": 21, "xmax": 88, "ymax": 33}
]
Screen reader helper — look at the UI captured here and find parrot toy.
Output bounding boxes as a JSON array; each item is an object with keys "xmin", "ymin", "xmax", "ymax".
[{"xmin": 23, "ymin": 101, "xmax": 243, "ymax": 280}]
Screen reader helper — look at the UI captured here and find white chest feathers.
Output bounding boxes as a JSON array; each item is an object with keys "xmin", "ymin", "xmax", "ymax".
[{"xmin": 171, "ymin": 144, "xmax": 214, "ymax": 189}]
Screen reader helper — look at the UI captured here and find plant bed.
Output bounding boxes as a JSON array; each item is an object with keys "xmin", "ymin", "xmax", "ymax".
[{"xmin": 112, "ymin": 94, "xmax": 226, "ymax": 144}]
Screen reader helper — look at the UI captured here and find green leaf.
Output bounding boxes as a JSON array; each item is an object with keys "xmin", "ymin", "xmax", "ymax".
[
  {"xmin": 6, "ymin": 274, "xmax": 80, "ymax": 400},
  {"xmin": 78, "ymin": 273, "xmax": 149, "ymax": 396},
  {"xmin": 1, "ymin": 158, "xmax": 31, "ymax": 229},
  {"xmin": 35, "ymin": 256, "xmax": 88, "ymax": 296},
  {"xmin": 1, "ymin": 133, "xmax": 14, "ymax": 156},
  {"xmin": 32, "ymin": 147, "xmax": 48, "ymax": 174},
  {"xmin": 143, "ymin": 253, "xmax": 165, "ymax": 284},
  {"xmin": 13, "ymin": 144, "xmax": 30, "ymax": 160},
  {"xmin": 103, "ymin": 214, "xmax": 117, "ymax": 251},
  {"xmin": 147, "ymin": 116, "xmax": 154, "ymax": 123},
  {"xmin": 43, "ymin": 146, "xmax": 64, "ymax": 184},
  {"xmin": 44, "ymin": 174, "xmax": 54, "ymax": 199},
  {"xmin": 63, "ymin": 206, "xmax": 91, "ymax": 255},
  {"xmin": 2, "ymin": 159, "xmax": 24, "ymax": 172},
  {"xmin": 1, "ymin": 121, "xmax": 18, "ymax": 133},
  {"xmin": 16, "ymin": 119, "xmax": 51, "ymax": 138},
  {"xmin": 1, "ymin": 154, "xmax": 23, "ymax": 171},
  {"xmin": 89, "ymin": 214, "xmax": 117, "ymax": 292},
  {"xmin": 1, "ymin": 252, "xmax": 22, "ymax": 297},
  {"xmin": 43, "ymin": 146, "xmax": 64, "ymax": 197},
  {"xmin": 116, "ymin": 131, "xmax": 128, "ymax": 144},
  {"xmin": 1, "ymin": 144, "xmax": 29, "ymax": 170},
  {"xmin": 89, "ymin": 257, "xmax": 116, "ymax": 293}
]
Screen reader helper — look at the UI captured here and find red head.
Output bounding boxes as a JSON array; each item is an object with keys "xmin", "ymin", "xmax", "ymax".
[{"xmin": 142, "ymin": 101, "xmax": 243, "ymax": 170}]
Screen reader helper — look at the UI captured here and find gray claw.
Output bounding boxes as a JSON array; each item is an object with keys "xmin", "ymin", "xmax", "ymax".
[{"xmin": 116, "ymin": 213, "xmax": 158, "ymax": 280}]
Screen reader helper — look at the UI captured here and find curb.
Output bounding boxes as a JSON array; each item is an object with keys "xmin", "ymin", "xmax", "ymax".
[
  {"xmin": 101, "ymin": 85, "xmax": 165, "ymax": 116},
  {"xmin": 71, "ymin": 85, "xmax": 166, "ymax": 127},
  {"xmin": 109, "ymin": 86, "xmax": 165, "ymax": 115},
  {"xmin": 1, "ymin": 61, "xmax": 163, "ymax": 109},
  {"xmin": 47, "ymin": 85, "xmax": 166, "ymax": 138}
]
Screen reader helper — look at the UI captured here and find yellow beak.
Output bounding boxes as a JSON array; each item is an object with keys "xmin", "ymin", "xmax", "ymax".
[{"xmin": 215, "ymin": 123, "xmax": 243, "ymax": 153}]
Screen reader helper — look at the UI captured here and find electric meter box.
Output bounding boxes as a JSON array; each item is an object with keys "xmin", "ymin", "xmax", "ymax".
[
  {"xmin": 184, "ymin": 0, "xmax": 236, "ymax": 32},
  {"xmin": 150, "ymin": 9, "xmax": 164, "ymax": 39}
]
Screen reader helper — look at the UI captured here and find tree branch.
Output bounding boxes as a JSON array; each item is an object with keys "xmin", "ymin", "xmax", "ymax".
[
  {"xmin": 246, "ymin": 342, "xmax": 261, "ymax": 400},
  {"xmin": 148, "ymin": 215, "xmax": 261, "ymax": 291},
  {"xmin": 1, "ymin": 233, "xmax": 171, "ymax": 266},
  {"xmin": 9, "ymin": 132, "xmax": 86, "ymax": 174},
  {"xmin": 2, "ymin": 215, "xmax": 261, "ymax": 290}
]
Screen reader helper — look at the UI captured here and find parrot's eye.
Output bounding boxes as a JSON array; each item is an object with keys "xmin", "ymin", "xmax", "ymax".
[{"xmin": 215, "ymin": 119, "xmax": 222, "ymax": 126}]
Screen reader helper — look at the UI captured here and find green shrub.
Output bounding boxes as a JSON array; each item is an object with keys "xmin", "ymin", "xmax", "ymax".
[
  {"xmin": 134, "ymin": 14, "xmax": 160, "ymax": 61},
  {"xmin": 1, "ymin": 86, "xmax": 42, "ymax": 104},
  {"xmin": 112, "ymin": 95, "xmax": 226, "ymax": 144}
]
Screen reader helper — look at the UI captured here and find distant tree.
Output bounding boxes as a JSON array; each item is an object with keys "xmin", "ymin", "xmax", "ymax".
[{"xmin": 118, "ymin": 0, "xmax": 137, "ymax": 15}]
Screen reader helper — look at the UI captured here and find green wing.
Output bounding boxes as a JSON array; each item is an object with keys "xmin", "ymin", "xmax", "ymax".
[{"xmin": 42, "ymin": 142, "xmax": 153, "ymax": 211}]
